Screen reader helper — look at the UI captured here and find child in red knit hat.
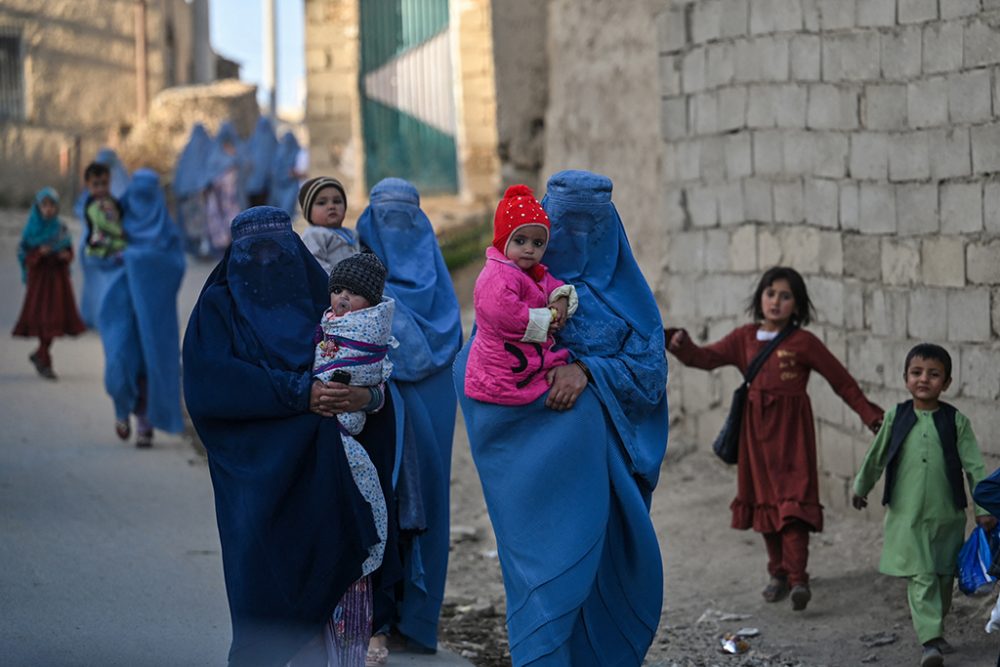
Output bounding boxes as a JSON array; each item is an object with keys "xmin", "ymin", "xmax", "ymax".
[{"xmin": 464, "ymin": 184, "xmax": 578, "ymax": 405}]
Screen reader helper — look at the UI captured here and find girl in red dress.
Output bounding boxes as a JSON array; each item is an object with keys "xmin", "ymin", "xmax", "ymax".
[
  {"xmin": 12, "ymin": 188, "xmax": 86, "ymax": 379},
  {"xmin": 667, "ymin": 266, "xmax": 883, "ymax": 611}
]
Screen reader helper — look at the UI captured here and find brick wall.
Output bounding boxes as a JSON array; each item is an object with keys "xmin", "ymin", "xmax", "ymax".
[{"xmin": 658, "ymin": 0, "xmax": 1000, "ymax": 512}]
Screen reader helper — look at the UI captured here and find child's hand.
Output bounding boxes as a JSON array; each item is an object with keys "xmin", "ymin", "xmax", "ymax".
[
  {"xmin": 38, "ymin": 244, "xmax": 51, "ymax": 256},
  {"xmin": 549, "ymin": 297, "xmax": 569, "ymax": 332},
  {"xmin": 977, "ymin": 514, "xmax": 998, "ymax": 531},
  {"xmin": 851, "ymin": 494, "xmax": 867, "ymax": 510},
  {"xmin": 57, "ymin": 250, "xmax": 71, "ymax": 261},
  {"xmin": 665, "ymin": 327, "xmax": 687, "ymax": 352}
]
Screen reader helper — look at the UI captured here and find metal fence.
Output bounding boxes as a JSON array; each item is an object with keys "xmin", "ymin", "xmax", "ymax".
[{"xmin": 0, "ymin": 26, "xmax": 23, "ymax": 120}]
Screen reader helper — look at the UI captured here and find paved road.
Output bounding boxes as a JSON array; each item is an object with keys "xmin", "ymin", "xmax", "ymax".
[{"xmin": 0, "ymin": 214, "xmax": 469, "ymax": 666}]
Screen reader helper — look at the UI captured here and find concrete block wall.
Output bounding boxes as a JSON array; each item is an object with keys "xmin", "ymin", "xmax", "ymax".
[{"xmin": 657, "ymin": 0, "xmax": 1000, "ymax": 510}]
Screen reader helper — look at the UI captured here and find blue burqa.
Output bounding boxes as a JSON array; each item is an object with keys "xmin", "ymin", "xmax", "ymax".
[
  {"xmin": 173, "ymin": 123, "xmax": 214, "ymax": 199},
  {"xmin": 99, "ymin": 169, "xmax": 186, "ymax": 432},
  {"xmin": 246, "ymin": 117, "xmax": 278, "ymax": 198},
  {"xmin": 77, "ymin": 148, "xmax": 131, "ymax": 328},
  {"xmin": 183, "ymin": 206, "xmax": 397, "ymax": 666},
  {"xmin": 269, "ymin": 132, "xmax": 301, "ymax": 217},
  {"xmin": 357, "ymin": 178, "xmax": 463, "ymax": 649},
  {"xmin": 454, "ymin": 170, "xmax": 668, "ymax": 666}
]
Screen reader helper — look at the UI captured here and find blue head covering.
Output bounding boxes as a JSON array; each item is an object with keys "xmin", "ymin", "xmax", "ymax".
[
  {"xmin": 246, "ymin": 117, "xmax": 278, "ymax": 196},
  {"xmin": 19, "ymin": 187, "xmax": 70, "ymax": 282},
  {"xmin": 541, "ymin": 169, "xmax": 668, "ymax": 488},
  {"xmin": 183, "ymin": 205, "xmax": 382, "ymax": 664},
  {"xmin": 173, "ymin": 123, "xmax": 214, "ymax": 198},
  {"xmin": 269, "ymin": 132, "xmax": 301, "ymax": 217},
  {"xmin": 96, "ymin": 148, "xmax": 130, "ymax": 199},
  {"xmin": 224, "ymin": 206, "xmax": 327, "ymax": 371},
  {"xmin": 205, "ymin": 121, "xmax": 240, "ymax": 182},
  {"xmin": 121, "ymin": 169, "xmax": 182, "ymax": 250},
  {"xmin": 357, "ymin": 178, "xmax": 462, "ymax": 382}
]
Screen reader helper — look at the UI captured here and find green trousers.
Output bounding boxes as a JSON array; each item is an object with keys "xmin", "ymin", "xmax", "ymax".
[{"xmin": 906, "ymin": 573, "xmax": 954, "ymax": 644}]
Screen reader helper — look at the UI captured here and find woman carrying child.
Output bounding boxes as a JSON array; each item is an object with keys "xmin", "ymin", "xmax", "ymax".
[
  {"xmin": 184, "ymin": 206, "xmax": 399, "ymax": 666},
  {"xmin": 455, "ymin": 170, "xmax": 669, "ymax": 666},
  {"xmin": 356, "ymin": 177, "xmax": 463, "ymax": 660},
  {"xmin": 13, "ymin": 188, "xmax": 86, "ymax": 379},
  {"xmin": 667, "ymin": 266, "xmax": 883, "ymax": 611}
]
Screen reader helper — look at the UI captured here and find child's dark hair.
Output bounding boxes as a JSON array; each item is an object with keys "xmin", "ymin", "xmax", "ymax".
[
  {"xmin": 747, "ymin": 266, "xmax": 816, "ymax": 326},
  {"xmin": 84, "ymin": 162, "xmax": 110, "ymax": 181},
  {"xmin": 904, "ymin": 343, "xmax": 952, "ymax": 380}
]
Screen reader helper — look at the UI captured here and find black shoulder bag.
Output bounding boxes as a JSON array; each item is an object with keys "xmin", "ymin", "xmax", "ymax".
[{"xmin": 712, "ymin": 325, "xmax": 797, "ymax": 464}]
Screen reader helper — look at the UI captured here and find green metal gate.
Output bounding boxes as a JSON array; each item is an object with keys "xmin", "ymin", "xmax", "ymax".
[{"xmin": 360, "ymin": 0, "xmax": 459, "ymax": 194}]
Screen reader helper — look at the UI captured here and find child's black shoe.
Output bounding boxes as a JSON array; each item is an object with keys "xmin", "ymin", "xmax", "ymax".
[{"xmin": 920, "ymin": 643, "xmax": 943, "ymax": 667}]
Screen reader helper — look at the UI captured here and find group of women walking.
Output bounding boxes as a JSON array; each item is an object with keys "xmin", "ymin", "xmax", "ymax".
[
  {"xmin": 173, "ymin": 118, "xmax": 303, "ymax": 258},
  {"xmin": 180, "ymin": 168, "xmax": 668, "ymax": 667}
]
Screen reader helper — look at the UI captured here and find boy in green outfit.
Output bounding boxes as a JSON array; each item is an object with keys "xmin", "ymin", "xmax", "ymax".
[
  {"xmin": 853, "ymin": 343, "xmax": 995, "ymax": 667},
  {"xmin": 82, "ymin": 162, "xmax": 126, "ymax": 259}
]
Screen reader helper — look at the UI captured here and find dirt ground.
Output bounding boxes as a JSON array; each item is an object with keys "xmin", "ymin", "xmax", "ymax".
[{"xmin": 438, "ymin": 264, "xmax": 999, "ymax": 667}]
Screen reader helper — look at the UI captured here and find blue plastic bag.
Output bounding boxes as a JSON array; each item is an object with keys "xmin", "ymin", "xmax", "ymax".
[{"xmin": 958, "ymin": 526, "xmax": 999, "ymax": 596}]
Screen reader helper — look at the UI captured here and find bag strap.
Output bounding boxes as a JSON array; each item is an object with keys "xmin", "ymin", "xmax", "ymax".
[{"xmin": 743, "ymin": 325, "xmax": 797, "ymax": 386}]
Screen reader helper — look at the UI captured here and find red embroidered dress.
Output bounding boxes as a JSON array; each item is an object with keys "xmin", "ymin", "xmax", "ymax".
[{"xmin": 672, "ymin": 324, "xmax": 882, "ymax": 533}]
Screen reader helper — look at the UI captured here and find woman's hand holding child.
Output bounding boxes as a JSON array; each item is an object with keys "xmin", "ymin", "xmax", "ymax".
[{"xmin": 545, "ymin": 362, "xmax": 588, "ymax": 411}]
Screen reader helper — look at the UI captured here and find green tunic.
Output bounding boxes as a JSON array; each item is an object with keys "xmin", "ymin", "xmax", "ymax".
[{"xmin": 853, "ymin": 405, "xmax": 988, "ymax": 576}]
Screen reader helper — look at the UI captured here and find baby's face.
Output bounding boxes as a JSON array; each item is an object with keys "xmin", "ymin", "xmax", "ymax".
[{"xmin": 330, "ymin": 287, "xmax": 371, "ymax": 317}]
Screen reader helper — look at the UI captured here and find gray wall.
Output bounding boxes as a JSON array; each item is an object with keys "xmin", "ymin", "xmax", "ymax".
[{"xmin": 656, "ymin": 0, "xmax": 1000, "ymax": 513}]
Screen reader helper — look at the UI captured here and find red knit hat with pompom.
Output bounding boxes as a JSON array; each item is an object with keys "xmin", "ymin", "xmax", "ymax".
[{"xmin": 492, "ymin": 184, "xmax": 551, "ymax": 256}]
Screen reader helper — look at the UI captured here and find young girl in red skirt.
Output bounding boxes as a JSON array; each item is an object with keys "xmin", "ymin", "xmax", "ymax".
[
  {"xmin": 667, "ymin": 266, "xmax": 883, "ymax": 611},
  {"xmin": 12, "ymin": 188, "xmax": 86, "ymax": 379}
]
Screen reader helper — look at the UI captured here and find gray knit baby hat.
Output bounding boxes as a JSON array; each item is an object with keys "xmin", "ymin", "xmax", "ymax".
[{"xmin": 328, "ymin": 251, "xmax": 386, "ymax": 306}]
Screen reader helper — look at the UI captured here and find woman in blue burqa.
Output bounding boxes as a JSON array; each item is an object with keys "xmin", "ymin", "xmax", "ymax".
[
  {"xmin": 356, "ymin": 178, "xmax": 463, "ymax": 655},
  {"xmin": 454, "ymin": 170, "xmax": 669, "ymax": 666},
  {"xmin": 202, "ymin": 121, "xmax": 246, "ymax": 256},
  {"xmin": 173, "ymin": 123, "xmax": 214, "ymax": 257},
  {"xmin": 270, "ymin": 131, "xmax": 303, "ymax": 218},
  {"xmin": 76, "ymin": 147, "xmax": 130, "ymax": 328},
  {"xmin": 98, "ymin": 168, "xmax": 186, "ymax": 447},
  {"xmin": 246, "ymin": 116, "xmax": 278, "ymax": 207},
  {"xmin": 183, "ymin": 205, "xmax": 399, "ymax": 666}
]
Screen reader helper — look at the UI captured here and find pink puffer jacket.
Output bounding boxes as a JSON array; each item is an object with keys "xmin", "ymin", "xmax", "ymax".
[{"xmin": 465, "ymin": 247, "xmax": 574, "ymax": 405}]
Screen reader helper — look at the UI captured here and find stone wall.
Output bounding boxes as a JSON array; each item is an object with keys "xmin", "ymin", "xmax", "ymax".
[
  {"xmin": 656, "ymin": 0, "xmax": 1000, "ymax": 512},
  {"xmin": 490, "ymin": 1, "xmax": 547, "ymax": 191},
  {"xmin": 0, "ymin": 0, "xmax": 196, "ymax": 204},
  {"xmin": 304, "ymin": 0, "xmax": 365, "ymax": 199},
  {"xmin": 543, "ymin": 0, "xmax": 667, "ymax": 281}
]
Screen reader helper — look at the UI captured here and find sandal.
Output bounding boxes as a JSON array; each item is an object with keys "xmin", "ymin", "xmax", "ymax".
[
  {"xmin": 365, "ymin": 647, "xmax": 388, "ymax": 666},
  {"xmin": 115, "ymin": 419, "xmax": 131, "ymax": 441},
  {"xmin": 761, "ymin": 576, "xmax": 789, "ymax": 602},
  {"xmin": 790, "ymin": 584, "xmax": 811, "ymax": 611}
]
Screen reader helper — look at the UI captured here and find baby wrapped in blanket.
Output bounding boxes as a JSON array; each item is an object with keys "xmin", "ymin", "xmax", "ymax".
[{"xmin": 312, "ymin": 252, "xmax": 397, "ymax": 576}]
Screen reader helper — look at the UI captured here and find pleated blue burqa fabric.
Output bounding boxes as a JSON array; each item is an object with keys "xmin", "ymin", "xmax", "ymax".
[
  {"xmin": 76, "ymin": 148, "xmax": 131, "ymax": 328},
  {"xmin": 183, "ymin": 206, "xmax": 394, "ymax": 666},
  {"xmin": 269, "ymin": 132, "xmax": 301, "ymax": 218},
  {"xmin": 173, "ymin": 123, "xmax": 215, "ymax": 255},
  {"xmin": 357, "ymin": 178, "xmax": 463, "ymax": 649},
  {"xmin": 454, "ymin": 170, "xmax": 668, "ymax": 666},
  {"xmin": 246, "ymin": 117, "xmax": 278, "ymax": 199},
  {"xmin": 98, "ymin": 169, "xmax": 186, "ymax": 432}
]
